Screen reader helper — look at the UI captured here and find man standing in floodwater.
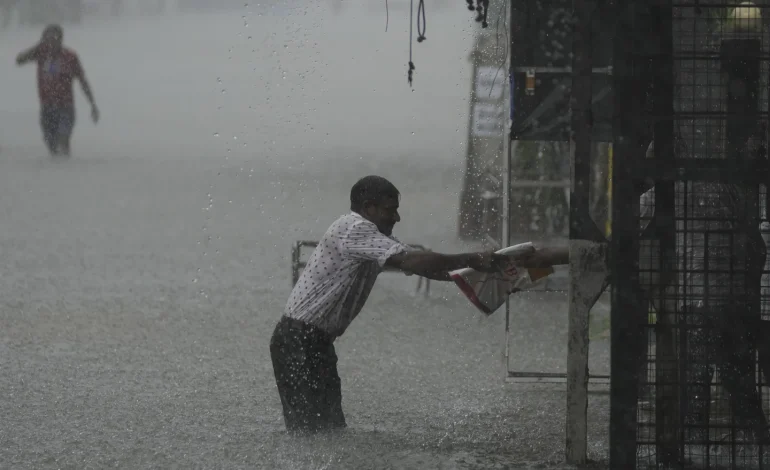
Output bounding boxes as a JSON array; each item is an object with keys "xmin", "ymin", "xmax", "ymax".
[
  {"xmin": 270, "ymin": 175, "xmax": 568, "ymax": 433},
  {"xmin": 16, "ymin": 24, "xmax": 99, "ymax": 157}
]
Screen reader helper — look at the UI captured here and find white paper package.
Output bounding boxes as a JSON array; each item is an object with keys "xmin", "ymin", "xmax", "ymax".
[{"xmin": 449, "ymin": 242, "xmax": 555, "ymax": 315}]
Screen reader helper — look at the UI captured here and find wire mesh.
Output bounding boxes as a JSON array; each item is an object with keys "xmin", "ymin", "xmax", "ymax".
[{"xmin": 617, "ymin": 0, "xmax": 770, "ymax": 468}]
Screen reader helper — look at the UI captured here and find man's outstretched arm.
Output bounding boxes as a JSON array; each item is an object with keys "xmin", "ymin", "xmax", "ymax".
[
  {"xmin": 385, "ymin": 251, "xmax": 502, "ymax": 281},
  {"xmin": 16, "ymin": 46, "xmax": 39, "ymax": 65},
  {"xmin": 386, "ymin": 245, "xmax": 570, "ymax": 281}
]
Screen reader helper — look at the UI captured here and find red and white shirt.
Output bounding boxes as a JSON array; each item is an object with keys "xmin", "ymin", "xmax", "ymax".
[
  {"xmin": 32, "ymin": 48, "xmax": 84, "ymax": 106},
  {"xmin": 285, "ymin": 212, "xmax": 410, "ymax": 338}
]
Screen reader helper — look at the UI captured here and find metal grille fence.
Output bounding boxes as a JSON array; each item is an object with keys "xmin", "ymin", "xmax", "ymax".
[{"xmin": 611, "ymin": 0, "xmax": 770, "ymax": 467}]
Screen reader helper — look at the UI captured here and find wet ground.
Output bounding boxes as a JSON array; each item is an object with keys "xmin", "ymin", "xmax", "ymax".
[{"xmin": 0, "ymin": 5, "xmax": 610, "ymax": 469}]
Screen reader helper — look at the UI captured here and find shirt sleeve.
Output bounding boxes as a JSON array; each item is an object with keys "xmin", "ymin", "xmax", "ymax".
[{"xmin": 339, "ymin": 220, "xmax": 409, "ymax": 268}]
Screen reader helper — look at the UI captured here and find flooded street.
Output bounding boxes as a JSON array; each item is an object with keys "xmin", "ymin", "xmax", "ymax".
[{"xmin": 0, "ymin": 5, "xmax": 609, "ymax": 469}]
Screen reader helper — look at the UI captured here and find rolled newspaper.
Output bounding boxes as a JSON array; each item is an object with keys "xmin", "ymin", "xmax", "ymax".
[{"xmin": 450, "ymin": 242, "xmax": 554, "ymax": 315}]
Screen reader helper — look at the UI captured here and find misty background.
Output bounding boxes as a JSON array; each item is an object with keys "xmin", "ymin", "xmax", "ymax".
[{"xmin": 0, "ymin": 2, "xmax": 607, "ymax": 469}]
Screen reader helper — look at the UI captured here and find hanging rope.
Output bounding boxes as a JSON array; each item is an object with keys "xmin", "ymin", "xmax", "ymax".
[
  {"xmin": 404, "ymin": 0, "xmax": 428, "ymax": 86},
  {"xmin": 417, "ymin": 0, "xmax": 427, "ymax": 42},
  {"xmin": 472, "ymin": 0, "xmax": 489, "ymax": 28},
  {"xmin": 408, "ymin": 0, "xmax": 415, "ymax": 85}
]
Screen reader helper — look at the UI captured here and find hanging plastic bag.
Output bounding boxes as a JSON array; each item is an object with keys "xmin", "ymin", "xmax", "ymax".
[{"xmin": 450, "ymin": 242, "xmax": 554, "ymax": 315}]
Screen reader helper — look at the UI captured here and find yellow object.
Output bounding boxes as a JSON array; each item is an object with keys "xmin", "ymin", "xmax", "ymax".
[
  {"xmin": 525, "ymin": 69, "xmax": 536, "ymax": 96},
  {"xmin": 528, "ymin": 267, "xmax": 555, "ymax": 282},
  {"xmin": 727, "ymin": 1, "xmax": 763, "ymax": 33}
]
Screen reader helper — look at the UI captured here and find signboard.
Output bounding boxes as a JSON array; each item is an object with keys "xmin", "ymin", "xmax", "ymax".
[
  {"xmin": 475, "ymin": 66, "xmax": 506, "ymax": 101},
  {"xmin": 459, "ymin": 27, "xmax": 509, "ymax": 240},
  {"xmin": 472, "ymin": 102, "xmax": 505, "ymax": 137}
]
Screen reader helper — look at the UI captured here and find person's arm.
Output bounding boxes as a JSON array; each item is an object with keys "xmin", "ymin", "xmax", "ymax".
[
  {"xmin": 16, "ymin": 46, "xmax": 39, "ymax": 65},
  {"xmin": 390, "ymin": 243, "xmax": 568, "ymax": 276},
  {"xmin": 73, "ymin": 55, "xmax": 99, "ymax": 121},
  {"xmin": 339, "ymin": 221, "xmax": 500, "ymax": 281},
  {"xmin": 385, "ymin": 251, "xmax": 497, "ymax": 280}
]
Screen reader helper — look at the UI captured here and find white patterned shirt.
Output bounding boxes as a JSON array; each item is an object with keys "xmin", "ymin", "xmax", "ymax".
[{"xmin": 285, "ymin": 212, "xmax": 410, "ymax": 338}]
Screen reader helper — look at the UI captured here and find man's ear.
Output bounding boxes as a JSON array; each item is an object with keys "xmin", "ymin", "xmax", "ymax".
[{"xmin": 360, "ymin": 200, "xmax": 376, "ymax": 216}]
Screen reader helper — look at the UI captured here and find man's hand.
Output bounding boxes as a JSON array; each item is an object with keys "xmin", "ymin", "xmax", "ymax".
[
  {"xmin": 510, "ymin": 246, "xmax": 569, "ymax": 268},
  {"xmin": 16, "ymin": 45, "xmax": 41, "ymax": 66},
  {"xmin": 468, "ymin": 252, "xmax": 508, "ymax": 273},
  {"xmin": 91, "ymin": 105, "xmax": 100, "ymax": 124}
]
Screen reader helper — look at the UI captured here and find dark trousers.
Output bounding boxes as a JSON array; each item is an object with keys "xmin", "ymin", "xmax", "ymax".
[
  {"xmin": 269, "ymin": 316, "xmax": 346, "ymax": 433},
  {"xmin": 41, "ymin": 104, "xmax": 75, "ymax": 156},
  {"xmin": 683, "ymin": 303, "xmax": 770, "ymax": 444}
]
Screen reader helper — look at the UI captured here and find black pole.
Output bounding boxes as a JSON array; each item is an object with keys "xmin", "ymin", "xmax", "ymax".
[
  {"xmin": 610, "ymin": 0, "xmax": 648, "ymax": 467},
  {"xmin": 648, "ymin": 0, "xmax": 679, "ymax": 464}
]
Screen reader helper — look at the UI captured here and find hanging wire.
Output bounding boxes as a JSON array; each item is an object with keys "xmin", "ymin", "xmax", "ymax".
[
  {"xmin": 385, "ymin": 0, "xmax": 389, "ymax": 32},
  {"xmin": 490, "ymin": 0, "xmax": 509, "ymax": 98}
]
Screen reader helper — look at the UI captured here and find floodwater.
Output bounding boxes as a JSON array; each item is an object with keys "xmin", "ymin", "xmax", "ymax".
[{"xmin": 0, "ymin": 3, "xmax": 610, "ymax": 469}]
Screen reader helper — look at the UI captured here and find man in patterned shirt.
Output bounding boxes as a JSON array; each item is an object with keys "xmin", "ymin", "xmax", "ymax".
[{"xmin": 270, "ymin": 175, "xmax": 566, "ymax": 433}]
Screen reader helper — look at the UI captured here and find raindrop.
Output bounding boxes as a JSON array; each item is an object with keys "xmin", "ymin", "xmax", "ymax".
[{"xmin": 214, "ymin": 133, "xmax": 220, "ymax": 137}]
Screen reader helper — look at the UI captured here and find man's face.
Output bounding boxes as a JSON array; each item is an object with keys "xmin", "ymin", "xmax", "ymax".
[
  {"xmin": 41, "ymin": 32, "xmax": 63, "ymax": 55},
  {"xmin": 362, "ymin": 196, "xmax": 401, "ymax": 236}
]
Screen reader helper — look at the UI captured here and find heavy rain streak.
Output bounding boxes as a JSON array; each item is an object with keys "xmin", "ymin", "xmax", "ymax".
[{"xmin": 0, "ymin": 0, "xmax": 612, "ymax": 469}]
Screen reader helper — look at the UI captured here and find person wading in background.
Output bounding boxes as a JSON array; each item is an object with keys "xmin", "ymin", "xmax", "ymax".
[
  {"xmin": 270, "ymin": 175, "xmax": 568, "ymax": 433},
  {"xmin": 16, "ymin": 24, "xmax": 99, "ymax": 157}
]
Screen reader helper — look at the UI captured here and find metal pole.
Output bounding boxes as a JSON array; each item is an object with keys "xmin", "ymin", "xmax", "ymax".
[
  {"xmin": 504, "ymin": 0, "xmax": 515, "ymax": 360},
  {"xmin": 564, "ymin": 0, "xmax": 596, "ymax": 463},
  {"xmin": 503, "ymin": 142, "xmax": 513, "ymax": 251},
  {"xmin": 610, "ymin": 2, "xmax": 648, "ymax": 466},
  {"xmin": 503, "ymin": 139, "xmax": 514, "ymax": 357}
]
